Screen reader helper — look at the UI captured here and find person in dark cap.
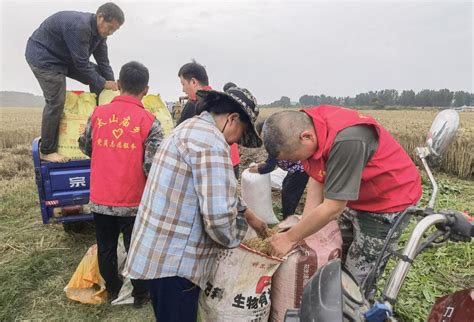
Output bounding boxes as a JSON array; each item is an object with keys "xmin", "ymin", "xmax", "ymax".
[
  {"xmin": 124, "ymin": 87, "xmax": 267, "ymax": 321},
  {"xmin": 223, "ymin": 82, "xmax": 237, "ymax": 92},
  {"xmin": 25, "ymin": 2, "xmax": 124, "ymax": 162}
]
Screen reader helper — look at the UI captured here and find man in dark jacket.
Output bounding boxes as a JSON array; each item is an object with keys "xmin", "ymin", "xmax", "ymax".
[
  {"xmin": 26, "ymin": 2, "xmax": 124, "ymax": 163},
  {"xmin": 176, "ymin": 62, "xmax": 242, "ymax": 178},
  {"xmin": 176, "ymin": 61, "xmax": 212, "ymax": 126}
]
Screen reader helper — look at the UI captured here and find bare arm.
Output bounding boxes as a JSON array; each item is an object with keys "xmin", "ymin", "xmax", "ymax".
[
  {"xmin": 268, "ymin": 178, "xmax": 347, "ymax": 257},
  {"xmin": 302, "ymin": 177, "xmax": 324, "ymax": 217},
  {"xmin": 287, "ymin": 198, "xmax": 347, "ymax": 243}
]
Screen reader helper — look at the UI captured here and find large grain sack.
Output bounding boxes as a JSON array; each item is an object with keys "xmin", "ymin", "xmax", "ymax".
[
  {"xmin": 199, "ymin": 245, "xmax": 283, "ymax": 321},
  {"xmin": 98, "ymin": 88, "xmax": 118, "ymax": 106},
  {"xmin": 142, "ymin": 94, "xmax": 174, "ymax": 137},
  {"xmin": 99, "ymin": 90, "xmax": 175, "ymax": 138},
  {"xmin": 270, "ymin": 216, "xmax": 342, "ymax": 322},
  {"xmin": 57, "ymin": 91, "xmax": 96, "ymax": 159},
  {"xmin": 241, "ymin": 168, "xmax": 279, "ymax": 224}
]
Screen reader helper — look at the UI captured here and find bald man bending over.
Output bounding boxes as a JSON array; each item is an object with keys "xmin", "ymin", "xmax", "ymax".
[{"xmin": 262, "ymin": 105, "xmax": 421, "ymax": 285}]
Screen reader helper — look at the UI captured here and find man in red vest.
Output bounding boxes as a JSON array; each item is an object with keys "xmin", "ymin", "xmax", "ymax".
[
  {"xmin": 175, "ymin": 61, "xmax": 242, "ymax": 178},
  {"xmin": 79, "ymin": 61, "xmax": 163, "ymax": 306},
  {"xmin": 262, "ymin": 105, "xmax": 422, "ymax": 284}
]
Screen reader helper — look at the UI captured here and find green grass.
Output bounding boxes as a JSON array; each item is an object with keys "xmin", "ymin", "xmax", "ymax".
[
  {"xmin": 272, "ymin": 172, "xmax": 473, "ymax": 321},
  {"xmin": 0, "ymin": 145, "xmax": 154, "ymax": 320},
  {"xmin": 378, "ymin": 174, "xmax": 474, "ymax": 321}
]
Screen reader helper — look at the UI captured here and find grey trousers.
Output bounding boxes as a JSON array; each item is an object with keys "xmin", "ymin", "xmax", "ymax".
[{"xmin": 29, "ymin": 63, "xmax": 105, "ymax": 154}]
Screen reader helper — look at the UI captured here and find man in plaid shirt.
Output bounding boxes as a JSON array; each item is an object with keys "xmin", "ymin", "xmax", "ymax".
[{"xmin": 124, "ymin": 87, "xmax": 267, "ymax": 321}]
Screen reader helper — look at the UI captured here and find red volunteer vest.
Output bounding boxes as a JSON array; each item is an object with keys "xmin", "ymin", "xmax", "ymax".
[
  {"xmin": 302, "ymin": 105, "xmax": 422, "ymax": 213},
  {"xmin": 90, "ymin": 96, "xmax": 154, "ymax": 207},
  {"xmin": 230, "ymin": 143, "xmax": 240, "ymax": 166}
]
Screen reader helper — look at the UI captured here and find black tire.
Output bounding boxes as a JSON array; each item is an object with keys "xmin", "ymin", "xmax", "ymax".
[{"xmin": 62, "ymin": 221, "xmax": 88, "ymax": 233}]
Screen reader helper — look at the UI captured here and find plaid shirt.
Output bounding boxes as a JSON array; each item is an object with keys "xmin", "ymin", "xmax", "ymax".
[{"xmin": 124, "ymin": 112, "xmax": 248, "ymax": 289}]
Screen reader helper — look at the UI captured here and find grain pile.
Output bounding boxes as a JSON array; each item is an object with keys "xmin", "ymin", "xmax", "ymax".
[{"xmin": 242, "ymin": 228, "xmax": 279, "ymax": 256}]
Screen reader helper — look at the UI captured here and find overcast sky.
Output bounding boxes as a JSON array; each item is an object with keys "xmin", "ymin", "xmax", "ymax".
[{"xmin": 0, "ymin": 0, "xmax": 472, "ymax": 104}]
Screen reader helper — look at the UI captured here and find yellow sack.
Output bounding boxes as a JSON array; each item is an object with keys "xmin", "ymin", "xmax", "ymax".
[
  {"xmin": 98, "ymin": 88, "xmax": 119, "ymax": 106},
  {"xmin": 98, "ymin": 90, "xmax": 175, "ymax": 137},
  {"xmin": 142, "ymin": 94, "xmax": 174, "ymax": 137},
  {"xmin": 64, "ymin": 244, "xmax": 107, "ymax": 305},
  {"xmin": 57, "ymin": 91, "xmax": 96, "ymax": 159}
]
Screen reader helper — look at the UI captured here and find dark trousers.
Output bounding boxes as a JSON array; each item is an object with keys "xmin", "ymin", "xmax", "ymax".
[
  {"xmin": 146, "ymin": 276, "xmax": 200, "ymax": 322},
  {"xmin": 233, "ymin": 165, "xmax": 240, "ymax": 180},
  {"xmin": 93, "ymin": 212, "xmax": 148, "ymax": 298},
  {"xmin": 281, "ymin": 171, "xmax": 309, "ymax": 218},
  {"xmin": 28, "ymin": 63, "xmax": 105, "ymax": 154}
]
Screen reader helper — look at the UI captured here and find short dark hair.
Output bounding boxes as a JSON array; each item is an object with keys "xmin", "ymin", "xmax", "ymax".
[
  {"xmin": 223, "ymin": 82, "xmax": 237, "ymax": 92},
  {"xmin": 178, "ymin": 61, "xmax": 209, "ymax": 86},
  {"xmin": 197, "ymin": 95, "xmax": 250, "ymax": 125},
  {"xmin": 263, "ymin": 111, "xmax": 313, "ymax": 158},
  {"xmin": 118, "ymin": 61, "xmax": 149, "ymax": 95},
  {"xmin": 97, "ymin": 2, "xmax": 125, "ymax": 25}
]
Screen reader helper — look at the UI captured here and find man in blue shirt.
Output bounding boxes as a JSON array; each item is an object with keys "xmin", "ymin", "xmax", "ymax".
[{"xmin": 25, "ymin": 2, "xmax": 124, "ymax": 162}]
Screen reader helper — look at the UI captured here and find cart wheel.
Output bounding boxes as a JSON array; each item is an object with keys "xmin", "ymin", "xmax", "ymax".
[{"xmin": 62, "ymin": 221, "xmax": 88, "ymax": 233}]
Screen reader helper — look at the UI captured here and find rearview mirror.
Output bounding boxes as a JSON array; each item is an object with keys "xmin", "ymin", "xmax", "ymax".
[{"xmin": 425, "ymin": 109, "xmax": 459, "ymax": 167}]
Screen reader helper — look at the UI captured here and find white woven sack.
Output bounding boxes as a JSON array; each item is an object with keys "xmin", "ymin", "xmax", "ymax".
[
  {"xmin": 241, "ymin": 169, "xmax": 279, "ymax": 224},
  {"xmin": 199, "ymin": 245, "xmax": 283, "ymax": 321},
  {"xmin": 270, "ymin": 167, "xmax": 287, "ymax": 190},
  {"xmin": 112, "ymin": 237, "xmax": 134, "ymax": 305}
]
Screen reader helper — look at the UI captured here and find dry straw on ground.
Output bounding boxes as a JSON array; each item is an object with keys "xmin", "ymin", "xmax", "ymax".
[{"xmin": 1, "ymin": 107, "xmax": 472, "ymax": 178}]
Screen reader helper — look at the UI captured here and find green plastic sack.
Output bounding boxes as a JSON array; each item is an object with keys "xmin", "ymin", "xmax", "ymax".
[
  {"xmin": 98, "ymin": 89, "xmax": 174, "ymax": 137},
  {"xmin": 57, "ymin": 91, "xmax": 96, "ymax": 159}
]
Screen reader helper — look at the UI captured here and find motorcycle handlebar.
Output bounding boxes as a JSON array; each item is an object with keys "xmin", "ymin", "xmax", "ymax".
[
  {"xmin": 383, "ymin": 214, "xmax": 448, "ymax": 301},
  {"xmin": 383, "ymin": 211, "xmax": 472, "ymax": 302},
  {"xmin": 437, "ymin": 210, "xmax": 474, "ymax": 241}
]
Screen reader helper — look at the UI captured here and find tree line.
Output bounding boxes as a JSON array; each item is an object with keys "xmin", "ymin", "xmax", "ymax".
[{"xmin": 264, "ymin": 89, "xmax": 473, "ymax": 108}]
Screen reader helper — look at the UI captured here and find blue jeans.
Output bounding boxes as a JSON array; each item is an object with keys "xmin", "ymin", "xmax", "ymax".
[{"xmin": 146, "ymin": 276, "xmax": 200, "ymax": 322}]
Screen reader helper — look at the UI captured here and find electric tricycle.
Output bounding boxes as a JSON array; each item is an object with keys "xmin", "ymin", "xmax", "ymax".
[{"xmin": 32, "ymin": 138, "xmax": 92, "ymax": 232}]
